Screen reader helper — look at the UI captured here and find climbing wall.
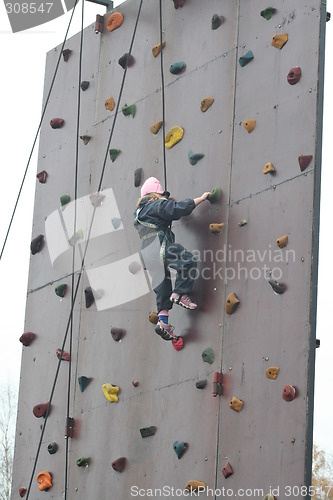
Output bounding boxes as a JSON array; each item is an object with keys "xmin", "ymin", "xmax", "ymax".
[{"xmin": 12, "ymin": 0, "xmax": 326, "ymax": 498}]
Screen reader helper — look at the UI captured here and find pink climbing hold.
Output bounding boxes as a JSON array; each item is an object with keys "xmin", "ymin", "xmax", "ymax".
[
  {"xmin": 56, "ymin": 348, "xmax": 70, "ymax": 361},
  {"xmin": 222, "ymin": 462, "xmax": 233, "ymax": 478}
]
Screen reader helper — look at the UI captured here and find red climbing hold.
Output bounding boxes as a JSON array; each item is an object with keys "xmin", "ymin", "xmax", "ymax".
[
  {"xmin": 37, "ymin": 171, "xmax": 47, "ymax": 183},
  {"xmin": 172, "ymin": 337, "xmax": 184, "ymax": 351},
  {"xmin": 33, "ymin": 402, "xmax": 50, "ymax": 418},
  {"xmin": 50, "ymin": 118, "xmax": 64, "ymax": 129},
  {"xmin": 20, "ymin": 331, "xmax": 36, "ymax": 346},
  {"xmin": 282, "ymin": 384, "xmax": 296, "ymax": 402},
  {"xmin": 112, "ymin": 457, "xmax": 127, "ymax": 472},
  {"xmin": 212, "ymin": 372, "xmax": 223, "ymax": 397},
  {"xmin": 287, "ymin": 66, "xmax": 301, "ymax": 85},
  {"xmin": 222, "ymin": 462, "xmax": 233, "ymax": 478},
  {"xmin": 19, "ymin": 488, "xmax": 27, "ymax": 497},
  {"xmin": 172, "ymin": 0, "xmax": 185, "ymax": 8},
  {"xmin": 56, "ymin": 348, "xmax": 70, "ymax": 361},
  {"xmin": 298, "ymin": 154, "xmax": 313, "ymax": 172}
]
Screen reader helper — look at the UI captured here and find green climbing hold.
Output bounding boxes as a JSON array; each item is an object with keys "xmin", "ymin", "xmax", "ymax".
[
  {"xmin": 60, "ymin": 194, "xmax": 70, "ymax": 208},
  {"xmin": 69, "ymin": 229, "xmax": 84, "ymax": 246},
  {"xmin": 122, "ymin": 103, "xmax": 136, "ymax": 118},
  {"xmin": 109, "ymin": 149, "xmax": 120, "ymax": 162},
  {"xmin": 207, "ymin": 187, "xmax": 222, "ymax": 204},
  {"xmin": 80, "ymin": 135, "xmax": 91, "ymax": 145},
  {"xmin": 169, "ymin": 61, "xmax": 186, "ymax": 75},
  {"xmin": 78, "ymin": 376, "xmax": 91, "ymax": 392},
  {"xmin": 239, "ymin": 50, "xmax": 254, "ymax": 67},
  {"xmin": 260, "ymin": 7, "xmax": 276, "ymax": 20},
  {"xmin": 188, "ymin": 150, "xmax": 204, "ymax": 166},
  {"xmin": 55, "ymin": 284, "xmax": 67, "ymax": 298},
  {"xmin": 202, "ymin": 347, "xmax": 214, "ymax": 364},
  {"xmin": 76, "ymin": 457, "xmax": 90, "ymax": 467}
]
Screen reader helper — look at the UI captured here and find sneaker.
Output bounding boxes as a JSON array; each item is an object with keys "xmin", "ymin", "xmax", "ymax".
[
  {"xmin": 170, "ymin": 293, "xmax": 197, "ymax": 310},
  {"xmin": 155, "ymin": 320, "xmax": 178, "ymax": 342}
]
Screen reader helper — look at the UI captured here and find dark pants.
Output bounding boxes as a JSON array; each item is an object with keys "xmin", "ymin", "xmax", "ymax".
[{"xmin": 141, "ymin": 238, "xmax": 197, "ymax": 312}]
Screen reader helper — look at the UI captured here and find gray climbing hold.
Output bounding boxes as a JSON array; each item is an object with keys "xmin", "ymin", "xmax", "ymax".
[
  {"xmin": 196, "ymin": 379, "xmax": 207, "ymax": 389},
  {"xmin": 188, "ymin": 150, "xmax": 204, "ymax": 166},
  {"xmin": 112, "ymin": 217, "xmax": 121, "ymax": 230},
  {"xmin": 212, "ymin": 14, "xmax": 224, "ymax": 30}
]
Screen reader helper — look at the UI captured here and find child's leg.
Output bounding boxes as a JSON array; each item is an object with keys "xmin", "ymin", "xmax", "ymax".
[
  {"xmin": 153, "ymin": 267, "xmax": 173, "ymax": 314},
  {"xmin": 165, "ymin": 243, "xmax": 197, "ymax": 296}
]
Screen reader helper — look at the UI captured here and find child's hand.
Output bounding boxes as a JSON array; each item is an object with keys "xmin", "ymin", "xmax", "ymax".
[
  {"xmin": 201, "ymin": 192, "xmax": 211, "ymax": 200},
  {"xmin": 194, "ymin": 192, "xmax": 211, "ymax": 206}
]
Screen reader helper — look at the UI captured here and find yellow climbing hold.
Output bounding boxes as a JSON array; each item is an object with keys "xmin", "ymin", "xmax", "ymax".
[
  {"xmin": 200, "ymin": 96, "xmax": 214, "ymax": 112},
  {"xmin": 243, "ymin": 120, "xmax": 256, "ymax": 133},
  {"xmin": 263, "ymin": 162, "xmax": 275, "ymax": 174},
  {"xmin": 150, "ymin": 120, "xmax": 163, "ymax": 135},
  {"xmin": 185, "ymin": 480, "xmax": 206, "ymax": 492},
  {"xmin": 165, "ymin": 126, "xmax": 184, "ymax": 149},
  {"xmin": 152, "ymin": 40, "xmax": 166, "ymax": 57},
  {"xmin": 276, "ymin": 235, "xmax": 288, "ymax": 248},
  {"xmin": 271, "ymin": 33, "xmax": 288, "ymax": 50},
  {"xmin": 266, "ymin": 367, "xmax": 280, "ymax": 380},
  {"xmin": 102, "ymin": 383, "xmax": 119, "ymax": 403},
  {"xmin": 105, "ymin": 97, "xmax": 115, "ymax": 112},
  {"xmin": 229, "ymin": 396, "xmax": 243, "ymax": 412}
]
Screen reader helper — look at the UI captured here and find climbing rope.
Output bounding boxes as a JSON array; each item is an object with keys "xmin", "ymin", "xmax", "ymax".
[
  {"xmin": 0, "ymin": 0, "xmax": 80, "ymax": 263},
  {"xmin": 24, "ymin": 1, "xmax": 145, "ymax": 497},
  {"xmin": 159, "ymin": 0, "xmax": 168, "ymax": 192}
]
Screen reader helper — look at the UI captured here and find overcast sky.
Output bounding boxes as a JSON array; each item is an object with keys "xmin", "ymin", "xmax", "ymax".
[{"xmin": 0, "ymin": 0, "xmax": 332, "ymax": 456}]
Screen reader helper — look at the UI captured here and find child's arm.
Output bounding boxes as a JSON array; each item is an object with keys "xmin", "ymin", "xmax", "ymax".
[{"xmin": 158, "ymin": 192, "xmax": 211, "ymax": 222}]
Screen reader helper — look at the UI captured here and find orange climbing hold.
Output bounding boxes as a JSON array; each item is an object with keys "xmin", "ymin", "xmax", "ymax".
[
  {"xmin": 148, "ymin": 311, "xmax": 159, "ymax": 324},
  {"xmin": 200, "ymin": 96, "xmax": 214, "ymax": 112},
  {"xmin": 150, "ymin": 120, "xmax": 163, "ymax": 134},
  {"xmin": 37, "ymin": 471, "xmax": 53, "ymax": 491},
  {"xmin": 209, "ymin": 223, "xmax": 224, "ymax": 234},
  {"xmin": 225, "ymin": 292, "xmax": 239, "ymax": 314},
  {"xmin": 152, "ymin": 40, "xmax": 166, "ymax": 57},
  {"xmin": 107, "ymin": 12, "xmax": 124, "ymax": 32},
  {"xmin": 229, "ymin": 396, "xmax": 243, "ymax": 412},
  {"xmin": 271, "ymin": 33, "xmax": 288, "ymax": 50},
  {"xmin": 276, "ymin": 235, "xmax": 288, "ymax": 248},
  {"xmin": 263, "ymin": 162, "xmax": 276, "ymax": 174},
  {"xmin": 105, "ymin": 97, "xmax": 115, "ymax": 111},
  {"xmin": 243, "ymin": 119, "xmax": 256, "ymax": 133},
  {"xmin": 266, "ymin": 367, "xmax": 280, "ymax": 380},
  {"xmin": 185, "ymin": 481, "xmax": 206, "ymax": 492}
]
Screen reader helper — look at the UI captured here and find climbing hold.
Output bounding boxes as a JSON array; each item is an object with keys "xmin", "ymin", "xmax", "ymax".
[
  {"xmin": 128, "ymin": 261, "xmax": 141, "ymax": 274},
  {"xmin": 76, "ymin": 457, "xmax": 90, "ymax": 467},
  {"xmin": 112, "ymin": 457, "xmax": 127, "ymax": 472},
  {"xmin": 276, "ymin": 235, "xmax": 288, "ymax": 248},
  {"xmin": 31, "ymin": 234, "xmax": 44, "ymax": 255},
  {"xmin": 55, "ymin": 284, "xmax": 67, "ymax": 298},
  {"xmin": 209, "ymin": 223, "xmax": 224, "ymax": 234},
  {"xmin": 185, "ymin": 481, "xmax": 206, "ymax": 492},
  {"xmin": 196, "ymin": 379, "xmax": 207, "ymax": 389},
  {"xmin": 47, "ymin": 442, "xmax": 58, "ymax": 455},
  {"xmin": 225, "ymin": 292, "xmax": 240, "ymax": 314},
  {"xmin": 263, "ymin": 162, "xmax": 276, "ymax": 175},
  {"xmin": 260, "ymin": 7, "xmax": 276, "ymax": 20},
  {"xmin": 56, "ymin": 348, "xmax": 70, "ymax": 361},
  {"xmin": 140, "ymin": 426, "xmax": 156, "ymax": 438},
  {"xmin": 33, "ymin": 403, "xmax": 50, "ymax": 418},
  {"xmin": 65, "ymin": 417, "xmax": 75, "ymax": 438},
  {"xmin": 37, "ymin": 170, "xmax": 47, "ymax": 183},
  {"xmin": 239, "ymin": 50, "xmax": 254, "ymax": 67},
  {"xmin": 149, "ymin": 311, "xmax": 159, "ymax": 325},
  {"xmin": 243, "ymin": 119, "xmax": 256, "ymax": 133},
  {"xmin": 118, "ymin": 53, "xmax": 134, "ymax": 69},
  {"xmin": 19, "ymin": 331, "xmax": 36, "ymax": 346},
  {"xmin": 78, "ymin": 376, "xmax": 91, "ymax": 392},
  {"xmin": 112, "ymin": 217, "xmax": 121, "ymax": 229},
  {"xmin": 287, "ymin": 66, "xmax": 301, "ymax": 85},
  {"xmin": 37, "ymin": 471, "xmax": 52, "ymax": 491},
  {"xmin": 150, "ymin": 120, "xmax": 163, "ymax": 134},
  {"xmin": 211, "ymin": 14, "xmax": 224, "ymax": 30},
  {"xmin": 207, "ymin": 187, "xmax": 222, "ymax": 204},
  {"xmin": 90, "ymin": 192, "xmax": 105, "ymax": 207},
  {"xmin": 266, "ymin": 367, "xmax": 280, "ymax": 380},
  {"xmin": 80, "ymin": 135, "xmax": 91, "ymax": 145},
  {"xmin": 200, "ymin": 97, "xmax": 214, "ymax": 112},
  {"xmin": 172, "ymin": 0, "xmax": 185, "ymax": 7},
  {"xmin": 105, "ymin": 97, "xmax": 115, "ymax": 112},
  {"xmin": 81, "ymin": 81, "xmax": 89, "ymax": 91},
  {"xmin": 229, "ymin": 396, "xmax": 243, "ymax": 412},
  {"xmin": 95, "ymin": 14, "xmax": 104, "ymax": 34},
  {"xmin": 111, "ymin": 327, "xmax": 125, "ymax": 341},
  {"xmin": 102, "ymin": 383, "xmax": 119, "ymax": 403},
  {"xmin": 109, "ymin": 149, "xmax": 120, "ymax": 162},
  {"xmin": 19, "ymin": 487, "xmax": 27, "ymax": 497},
  {"xmin": 165, "ymin": 126, "xmax": 184, "ymax": 149},
  {"xmin": 169, "ymin": 61, "xmax": 186, "ymax": 75},
  {"xmin": 238, "ymin": 219, "xmax": 247, "ymax": 227},
  {"xmin": 132, "ymin": 380, "xmax": 139, "ymax": 387},
  {"xmin": 69, "ymin": 229, "xmax": 84, "ymax": 246},
  {"xmin": 268, "ymin": 279, "xmax": 286, "ymax": 294},
  {"xmin": 50, "ymin": 118, "xmax": 64, "ymax": 129},
  {"xmin": 222, "ymin": 462, "xmax": 233, "ymax": 478},
  {"xmin": 85, "ymin": 287, "xmax": 95, "ymax": 308},
  {"xmin": 134, "ymin": 168, "xmax": 143, "ymax": 187},
  {"xmin": 202, "ymin": 347, "xmax": 214, "ymax": 364},
  {"xmin": 122, "ymin": 103, "xmax": 136, "ymax": 118},
  {"xmin": 271, "ymin": 33, "xmax": 288, "ymax": 50},
  {"xmin": 263, "ymin": 494, "xmax": 275, "ymax": 500},
  {"xmin": 212, "ymin": 372, "xmax": 223, "ymax": 397},
  {"xmin": 188, "ymin": 150, "xmax": 204, "ymax": 166},
  {"xmin": 60, "ymin": 194, "xmax": 70, "ymax": 208},
  {"xmin": 172, "ymin": 337, "xmax": 184, "ymax": 351},
  {"xmin": 173, "ymin": 440, "xmax": 187, "ymax": 459},
  {"xmin": 62, "ymin": 49, "xmax": 71, "ymax": 62},
  {"xmin": 282, "ymin": 384, "xmax": 296, "ymax": 402},
  {"xmin": 107, "ymin": 12, "xmax": 124, "ymax": 32},
  {"xmin": 152, "ymin": 40, "xmax": 166, "ymax": 57},
  {"xmin": 298, "ymin": 154, "xmax": 313, "ymax": 172}
]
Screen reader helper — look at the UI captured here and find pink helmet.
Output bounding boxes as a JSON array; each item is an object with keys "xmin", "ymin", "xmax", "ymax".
[{"xmin": 140, "ymin": 177, "xmax": 164, "ymax": 197}]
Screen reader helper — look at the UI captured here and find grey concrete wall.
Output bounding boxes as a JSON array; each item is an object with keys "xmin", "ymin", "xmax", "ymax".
[{"xmin": 12, "ymin": 0, "xmax": 325, "ymax": 498}]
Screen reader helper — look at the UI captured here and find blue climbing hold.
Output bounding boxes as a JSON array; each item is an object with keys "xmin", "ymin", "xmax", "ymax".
[
  {"xmin": 239, "ymin": 50, "xmax": 254, "ymax": 67},
  {"xmin": 78, "ymin": 376, "xmax": 91, "ymax": 393},
  {"xmin": 169, "ymin": 61, "xmax": 186, "ymax": 75},
  {"xmin": 173, "ymin": 440, "xmax": 187, "ymax": 459},
  {"xmin": 188, "ymin": 150, "xmax": 204, "ymax": 166}
]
